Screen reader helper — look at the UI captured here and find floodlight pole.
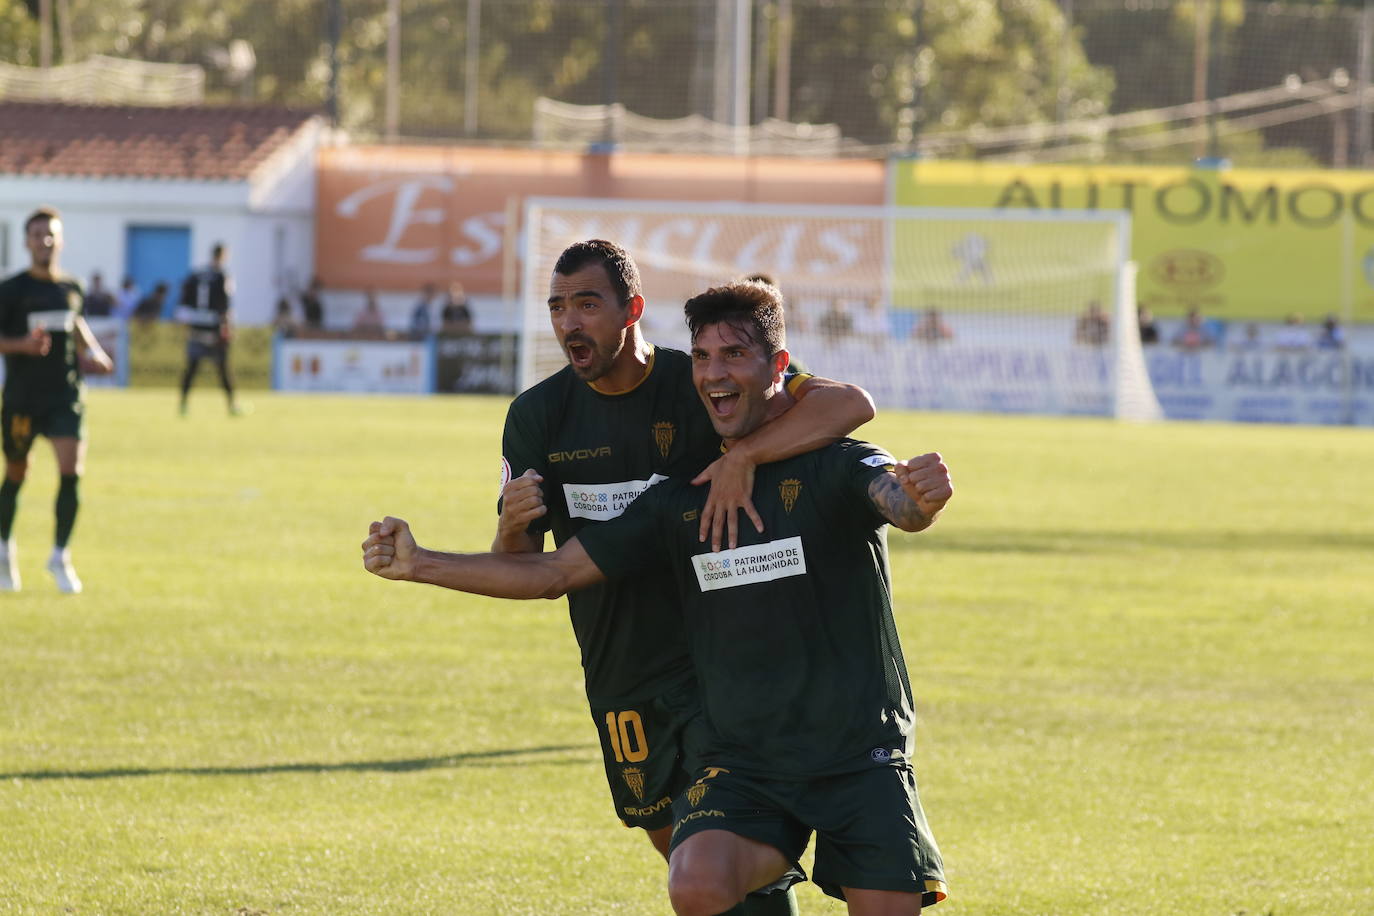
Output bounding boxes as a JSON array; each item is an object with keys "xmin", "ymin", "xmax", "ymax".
[
  {"xmin": 385, "ymin": 0, "xmax": 400, "ymax": 141},
  {"xmin": 732, "ymin": 0, "xmax": 752, "ymax": 153},
  {"xmin": 464, "ymin": 0, "xmax": 481, "ymax": 137},
  {"xmin": 326, "ymin": 0, "xmax": 342, "ymax": 126},
  {"xmin": 773, "ymin": 0, "xmax": 792, "ymax": 122},
  {"xmin": 1357, "ymin": 0, "xmax": 1373, "ymax": 167},
  {"xmin": 601, "ymin": 0, "xmax": 622, "ymax": 148},
  {"xmin": 38, "ymin": 0, "xmax": 52, "ymax": 69}
]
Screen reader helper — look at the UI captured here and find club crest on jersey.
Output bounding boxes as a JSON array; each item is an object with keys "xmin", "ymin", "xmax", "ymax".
[
  {"xmin": 622, "ymin": 766, "xmax": 646, "ymax": 801},
  {"xmin": 780, "ymin": 478, "xmax": 801, "ymax": 513},
  {"xmin": 653, "ymin": 421, "xmax": 675, "ymax": 459}
]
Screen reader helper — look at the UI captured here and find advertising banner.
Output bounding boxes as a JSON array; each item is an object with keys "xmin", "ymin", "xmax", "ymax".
[
  {"xmin": 434, "ymin": 333, "xmax": 517, "ymax": 395},
  {"xmin": 1146, "ymin": 348, "xmax": 1373, "ymax": 424},
  {"xmin": 893, "ymin": 159, "xmax": 1374, "ymax": 323},
  {"xmin": 779, "ymin": 332, "xmax": 1120, "ymax": 417},
  {"xmin": 274, "ymin": 338, "xmax": 434, "ymax": 394},
  {"xmin": 127, "ymin": 322, "xmax": 273, "ymax": 390},
  {"xmin": 315, "ymin": 146, "xmax": 884, "ymax": 294}
]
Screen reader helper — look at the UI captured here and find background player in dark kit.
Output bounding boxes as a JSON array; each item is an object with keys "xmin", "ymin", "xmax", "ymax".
[
  {"xmin": 0, "ymin": 207, "xmax": 115, "ymax": 593},
  {"xmin": 178, "ymin": 243, "xmax": 242, "ymax": 416}
]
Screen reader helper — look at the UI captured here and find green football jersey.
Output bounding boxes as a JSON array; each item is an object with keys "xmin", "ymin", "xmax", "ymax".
[
  {"xmin": 0, "ymin": 270, "xmax": 85, "ymax": 411},
  {"xmin": 499, "ymin": 346, "xmax": 721, "ymax": 705},
  {"xmin": 578, "ymin": 438, "xmax": 917, "ymax": 779}
]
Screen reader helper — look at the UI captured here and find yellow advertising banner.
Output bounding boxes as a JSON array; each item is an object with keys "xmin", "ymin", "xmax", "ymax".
[
  {"xmin": 126, "ymin": 322, "xmax": 273, "ymax": 390},
  {"xmin": 893, "ymin": 159, "xmax": 1374, "ymax": 322}
]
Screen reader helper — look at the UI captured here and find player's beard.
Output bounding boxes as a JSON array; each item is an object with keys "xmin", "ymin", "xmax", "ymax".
[{"xmin": 562, "ymin": 332, "xmax": 623, "ymax": 382}]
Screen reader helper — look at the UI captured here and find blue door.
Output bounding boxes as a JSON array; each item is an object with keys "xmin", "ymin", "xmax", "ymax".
[{"xmin": 125, "ymin": 225, "xmax": 191, "ymax": 319}]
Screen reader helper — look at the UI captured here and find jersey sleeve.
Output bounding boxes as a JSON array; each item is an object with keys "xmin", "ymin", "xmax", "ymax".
[
  {"xmin": 831, "ymin": 440, "xmax": 901, "ymax": 530},
  {"xmin": 783, "ymin": 370, "xmax": 813, "ymax": 398},
  {"xmin": 0, "ymin": 279, "xmax": 16, "ymax": 335},
  {"xmin": 575, "ymin": 482, "xmax": 671, "ymax": 581},
  {"xmin": 498, "ymin": 395, "xmax": 553, "ymax": 537}
]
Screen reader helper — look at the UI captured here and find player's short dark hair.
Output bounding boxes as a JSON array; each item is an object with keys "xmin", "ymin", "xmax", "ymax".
[
  {"xmin": 684, "ymin": 280, "xmax": 786, "ymax": 357},
  {"xmin": 25, "ymin": 206, "xmax": 61, "ymax": 233},
  {"xmin": 553, "ymin": 239, "xmax": 642, "ymax": 303},
  {"xmin": 211, "ymin": 243, "xmax": 225, "ymax": 260}
]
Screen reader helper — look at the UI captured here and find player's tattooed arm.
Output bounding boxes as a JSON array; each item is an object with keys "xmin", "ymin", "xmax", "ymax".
[{"xmin": 867, "ymin": 452, "xmax": 953, "ymax": 533}]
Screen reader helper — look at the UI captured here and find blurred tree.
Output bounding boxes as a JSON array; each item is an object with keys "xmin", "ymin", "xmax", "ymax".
[
  {"xmin": 0, "ymin": 0, "xmax": 40, "ymax": 65},
  {"xmin": 912, "ymin": 0, "xmax": 1114, "ymax": 148}
]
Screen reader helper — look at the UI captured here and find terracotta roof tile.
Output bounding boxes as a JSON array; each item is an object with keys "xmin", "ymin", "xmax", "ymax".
[{"xmin": 0, "ymin": 101, "xmax": 320, "ymax": 180}]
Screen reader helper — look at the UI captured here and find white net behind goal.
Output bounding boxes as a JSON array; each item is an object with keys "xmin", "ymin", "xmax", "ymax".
[{"xmin": 521, "ymin": 198, "xmax": 1162, "ymax": 421}]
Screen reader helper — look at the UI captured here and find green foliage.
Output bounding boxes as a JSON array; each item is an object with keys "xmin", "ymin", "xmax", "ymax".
[
  {"xmin": 0, "ymin": 389, "xmax": 1371, "ymax": 914},
  {"xmin": 916, "ymin": 0, "xmax": 1114, "ymax": 144},
  {"xmin": 0, "ymin": 0, "xmax": 38, "ymax": 64}
]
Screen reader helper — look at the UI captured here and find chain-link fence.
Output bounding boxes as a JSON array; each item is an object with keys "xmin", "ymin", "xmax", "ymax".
[{"xmin": 3, "ymin": 0, "xmax": 1374, "ymax": 167}]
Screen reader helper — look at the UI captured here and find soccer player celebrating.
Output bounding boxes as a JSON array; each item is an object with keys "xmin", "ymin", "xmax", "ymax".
[
  {"xmin": 178, "ymin": 242, "xmax": 241, "ymax": 416},
  {"xmin": 364, "ymin": 279, "xmax": 951, "ymax": 915},
  {"xmin": 0, "ymin": 207, "xmax": 115, "ymax": 593},
  {"xmin": 493, "ymin": 240, "xmax": 874, "ymax": 914}
]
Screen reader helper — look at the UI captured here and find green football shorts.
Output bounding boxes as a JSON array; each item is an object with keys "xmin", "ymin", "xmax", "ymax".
[
  {"xmin": 670, "ymin": 761, "xmax": 948, "ymax": 907},
  {"xmin": 2, "ymin": 400, "xmax": 84, "ymax": 460},
  {"xmin": 589, "ymin": 673, "xmax": 710, "ymax": 831}
]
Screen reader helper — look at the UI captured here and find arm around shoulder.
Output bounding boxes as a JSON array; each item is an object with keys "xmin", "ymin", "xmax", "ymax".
[{"xmin": 738, "ymin": 375, "xmax": 875, "ymax": 465}]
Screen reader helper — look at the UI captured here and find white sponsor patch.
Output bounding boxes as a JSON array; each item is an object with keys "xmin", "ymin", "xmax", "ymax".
[
  {"xmin": 27, "ymin": 310, "xmax": 74, "ymax": 333},
  {"xmin": 175, "ymin": 305, "xmax": 220, "ymax": 328},
  {"xmin": 692, "ymin": 536, "xmax": 807, "ymax": 592},
  {"xmin": 861, "ymin": 453, "xmax": 896, "ymax": 468},
  {"xmin": 564, "ymin": 474, "xmax": 667, "ymax": 521},
  {"xmin": 499, "ymin": 456, "xmax": 512, "ymax": 492}
]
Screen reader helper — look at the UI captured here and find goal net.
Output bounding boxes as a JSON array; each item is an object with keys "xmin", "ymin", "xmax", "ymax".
[{"xmin": 521, "ymin": 197, "xmax": 1161, "ymax": 421}]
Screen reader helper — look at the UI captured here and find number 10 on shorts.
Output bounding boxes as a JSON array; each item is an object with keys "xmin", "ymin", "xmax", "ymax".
[{"xmin": 604, "ymin": 710, "xmax": 648, "ymax": 763}]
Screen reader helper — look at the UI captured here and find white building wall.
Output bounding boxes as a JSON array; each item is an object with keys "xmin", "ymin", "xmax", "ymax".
[{"xmin": 0, "ymin": 123, "xmax": 319, "ymax": 326}]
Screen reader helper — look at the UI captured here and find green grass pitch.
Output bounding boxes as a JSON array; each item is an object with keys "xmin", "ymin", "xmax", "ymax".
[{"xmin": 1, "ymin": 388, "xmax": 1370, "ymax": 915}]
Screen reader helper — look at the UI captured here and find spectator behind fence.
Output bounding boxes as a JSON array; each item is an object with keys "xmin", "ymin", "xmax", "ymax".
[
  {"xmin": 817, "ymin": 299, "xmax": 854, "ymax": 338},
  {"xmin": 852, "ymin": 297, "xmax": 890, "ymax": 343},
  {"xmin": 1137, "ymin": 304, "xmax": 1160, "ymax": 345},
  {"xmin": 353, "ymin": 289, "xmax": 387, "ymax": 338},
  {"xmin": 913, "ymin": 307, "xmax": 954, "ymax": 342},
  {"xmin": 1075, "ymin": 300, "xmax": 1110, "ymax": 346},
  {"xmin": 84, "ymin": 272, "xmax": 115, "ymax": 317},
  {"xmin": 1316, "ymin": 314, "xmax": 1346, "ymax": 350},
  {"xmin": 409, "ymin": 283, "xmax": 436, "ymax": 337},
  {"xmin": 1273, "ymin": 314, "xmax": 1312, "ymax": 352},
  {"xmin": 272, "ymin": 297, "xmax": 298, "ymax": 337},
  {"xmin": 439, "ymin": 281, "xmax": 473, "ymax": 334},
  {"xmin": 300, "ymin": 276, "xmax": 325, "ymax": 331},
  {"xmin": 1231, "ymin": 323, "xmax": 1263, "ymax": 352},
  {"xmin": 1171, "ymin": 307, "xmax": 1215, "ymax": 351},
  {"xmin": 114, "ymin": 275, "xmax": 140, "ymax": 320},
  {"xmin": 133, "ymin": 282, "xmax": 168, "ymax": 323}
]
